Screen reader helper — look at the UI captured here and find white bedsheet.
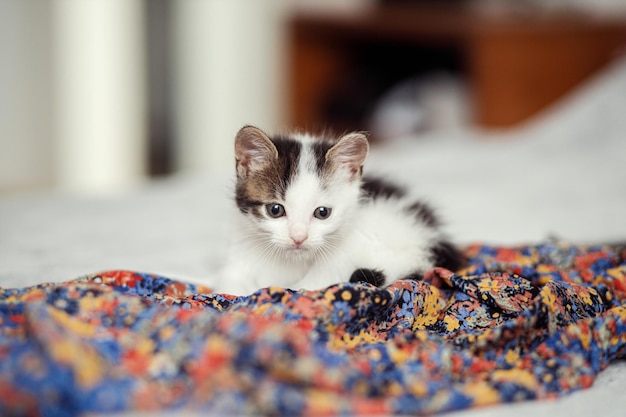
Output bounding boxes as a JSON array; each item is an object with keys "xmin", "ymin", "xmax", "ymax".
[{"xmin": 1, "ymin": 56, "xmax": 626, "ymax": 417}]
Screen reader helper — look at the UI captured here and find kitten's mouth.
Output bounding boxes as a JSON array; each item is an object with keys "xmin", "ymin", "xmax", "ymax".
[{"xmin": 285, "ymin": 244, "xmax": 313, "ymax": 255}]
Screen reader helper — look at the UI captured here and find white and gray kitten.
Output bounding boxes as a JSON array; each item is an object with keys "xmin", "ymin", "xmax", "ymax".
[{"xmin": 217, "ymin": 125, "xmax": 461, "ymax": 295}]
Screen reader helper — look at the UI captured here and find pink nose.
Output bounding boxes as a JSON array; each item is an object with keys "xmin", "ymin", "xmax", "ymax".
[{"xmin": 291, "ymin": 236, "xmax": 307, "ymax": 246}]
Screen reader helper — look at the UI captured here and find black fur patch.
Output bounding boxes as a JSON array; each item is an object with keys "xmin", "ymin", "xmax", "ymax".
[
  {"xmin": 405, "ymin": 200, "xmax": 440, "ymax": 228},
  {"xmin": 431, "ymin": 240, "xmax": 464, "ymax": 272},
  {"xmin": 349, "ymin": 268, "xmax": 386, "ymax": 287},
  {"xmin": 311, "ymin": 140, "xmax": 335, "ymax": 176},
  {"xmin": 361, "ymin": 176, "xmax": 406, "ymax": 200},
  {"xmin": 402, "ymin": 272, "xmax": 425, "ymax": 281},
  {"xmin": 270, "ymin": 136, "xmax": 302, "ymax": 199},
  {"xmin": 234, "ymin": 194, "xmax": 260, "ymax": 215}
]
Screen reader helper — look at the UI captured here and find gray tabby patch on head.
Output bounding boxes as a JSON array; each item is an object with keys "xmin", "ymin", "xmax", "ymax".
[{"xmin": 234, "ymin": 125, "xmax": 368, "ymax": 215}]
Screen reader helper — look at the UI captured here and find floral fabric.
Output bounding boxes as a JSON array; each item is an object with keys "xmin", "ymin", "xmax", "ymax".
[{"xmin": 1, "ymin": 241, "xmax": 625, "ymax": 416}]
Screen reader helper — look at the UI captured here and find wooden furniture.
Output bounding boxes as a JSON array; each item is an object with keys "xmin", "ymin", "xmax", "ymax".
[{"xmin": 287, "ymin": 5, "xmax": 626, "ymax": 133}]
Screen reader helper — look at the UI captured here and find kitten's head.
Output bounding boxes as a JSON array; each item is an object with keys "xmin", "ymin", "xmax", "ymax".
[{"xmin": 234, "ymin": 125, "xmax": 368, "ymax": 261}]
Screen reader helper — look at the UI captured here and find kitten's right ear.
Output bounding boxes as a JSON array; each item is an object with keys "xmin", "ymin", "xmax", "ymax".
[
  {"xmin": 234, "ymin": 126, "xmax": 278, "ymax": 178},
  {"xmin": 326, "ymin": 132, "xmax": 369, "ymax": 181}
]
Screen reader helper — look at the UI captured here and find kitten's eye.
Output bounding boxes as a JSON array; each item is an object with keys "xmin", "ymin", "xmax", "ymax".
[
  {"xmin": 313, "ymin": 206, "xmax": 332, "ymax": 220},
  {"xmin": 266, "ymin": 203, "xmax": 285, "ymax": 218}
]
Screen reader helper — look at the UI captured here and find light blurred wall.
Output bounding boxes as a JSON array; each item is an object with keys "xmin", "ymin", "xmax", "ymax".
[
  {"xmin": 171, "ymin": 0, "xmax": 289, "ymax": 175},
  {"xmin": 53, "ymin": 0, "xmax": 147, "ymax": 193},
  {"xmin": 0, "ymin": 0, "xmax": 147, "ymax": 196},
  {"xmin": 0, "ymin": 0, "xmax": 54, "ymax": 193}
]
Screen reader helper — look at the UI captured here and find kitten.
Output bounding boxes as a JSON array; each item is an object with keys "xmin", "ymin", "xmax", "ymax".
[{"xmin": 217, "ymin": 125, "xmax": 462, "ymax": 295}]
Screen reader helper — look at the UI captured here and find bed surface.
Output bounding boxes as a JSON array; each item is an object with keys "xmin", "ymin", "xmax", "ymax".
[{"xmin": 1, "ymin": 57, "xmax": 626, "ymax": 416}]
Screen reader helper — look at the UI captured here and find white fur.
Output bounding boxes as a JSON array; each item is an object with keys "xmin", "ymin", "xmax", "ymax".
[{"xmin": 217, "ymin": 133, "xmax": 443, "ymax": 295}]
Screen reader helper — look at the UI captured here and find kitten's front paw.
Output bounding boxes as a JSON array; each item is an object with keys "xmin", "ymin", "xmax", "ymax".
[{"xmin": 349, "ymin": 268, "xmax": 386, "ymax": 287}]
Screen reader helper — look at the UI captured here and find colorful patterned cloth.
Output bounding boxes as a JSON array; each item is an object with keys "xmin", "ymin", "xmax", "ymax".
[{"xmin": 1, "ymin": 241, "xmax": 625, "ymax": 416}]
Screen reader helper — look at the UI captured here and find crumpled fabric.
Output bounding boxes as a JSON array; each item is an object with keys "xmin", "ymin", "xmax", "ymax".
[{"xmin": 1, "ymin": 241, "xmax": 625, "ymax": 416}]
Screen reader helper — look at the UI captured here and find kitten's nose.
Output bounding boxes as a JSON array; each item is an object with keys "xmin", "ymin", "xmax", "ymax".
[
  {"xmin": 291, "ymin": 235, "xmax": 308, "ymax": 246},
  {"xmin": 290, "ymin": 225, "xmax": 308, "ymax": 246}
]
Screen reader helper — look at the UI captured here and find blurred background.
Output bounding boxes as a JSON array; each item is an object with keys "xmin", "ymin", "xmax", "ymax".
[{"xmin": 1, "ymin": 0, "xmax": 625, "ymax": 195}]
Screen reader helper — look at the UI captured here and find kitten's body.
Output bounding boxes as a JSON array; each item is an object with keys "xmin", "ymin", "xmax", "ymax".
[{"xmin": 217, "ymin": 126, "xmax": 461, "ymax": 295}]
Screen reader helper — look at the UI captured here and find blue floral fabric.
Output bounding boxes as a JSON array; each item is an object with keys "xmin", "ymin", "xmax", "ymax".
[{"xmin": 0, "ymin": 241, "xmax": 625, "ymax": 416}]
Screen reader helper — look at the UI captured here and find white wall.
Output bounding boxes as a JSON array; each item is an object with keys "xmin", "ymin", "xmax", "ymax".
[
  {"xmin": 171, "ymin": 0, "xmax": 289, "ymax": 175},
  {"xmin": 0, "ymin": 1, "xmax": 54, "ymax": 193},
  {"xmin": 0, "ymin": 0, "xmax": 147, "ymax": 196},
  {"xmin": 53, "ymin": 0, "xmax": 147, "ymax": 194}
]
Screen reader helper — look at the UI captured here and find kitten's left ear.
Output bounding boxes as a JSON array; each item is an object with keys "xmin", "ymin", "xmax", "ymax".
[
  {"xmin": 234, "ymin": 125, "xmax": 278, "ymax": 178},
  {"xmin": 326, "ymin": 132, "xmax": 369, "ymax": 180}
]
